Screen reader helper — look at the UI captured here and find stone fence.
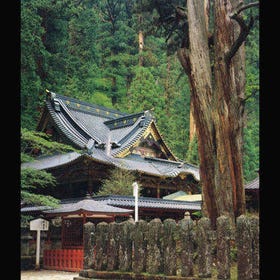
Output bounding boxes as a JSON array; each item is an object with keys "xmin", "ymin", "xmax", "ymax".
[{"xmin": 80, "ymin": 214, "xmax": 259, "ymax": 280}]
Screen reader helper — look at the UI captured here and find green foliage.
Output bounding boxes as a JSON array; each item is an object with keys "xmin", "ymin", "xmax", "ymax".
[
  {"xmin": 127, "ymin": 66, "xmax": 164, "ymax": 113},
  {"xmin": 242, "ymin": 6, "xmax": 259, "ymax": 182},
  {"xmin": 21, "ymin": 128, "xmax": 78, "ymax": 218},
  {"xmin": 21, "ymin": 167, "xmax": 56, "ymax": 190},
  {"xmin": 20, "ymin": 0, "xmax": 56, "ymax": 130},
  {"xmin": 192, "ymin": 211, "xmax": 202, "ymax": 219},
  {"xmin": 21, "ymin": 165, "xmax": 59, "ymax": 223},
  {"xmin": 21, "ymin": 190, "xmax": 59, "ymax": 208},
  {"xmin": 186, "ymin": 136, "xmax": 199, "ymax": 165},
  {"xmin": 243, "ymin": 124, "xmax": 259, "ymax": 183},
  {"xmin": 21, "ymin": 127, "xmax": 77, "ymax": 157},
  {"xmin": 97, "ymin": 167, "xmax": 142, "ymax": 196},
  {"xmin": 88, "ymin": 92, "xmax": 114, "ymax": 108},
  {"xmin": 21, "ymin": 0, "xmax": 259, "ymax": 183}
]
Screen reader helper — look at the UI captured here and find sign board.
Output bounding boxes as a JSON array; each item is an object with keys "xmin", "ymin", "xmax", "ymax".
[{"xmin": 30, "ymin": 218, "xmax": 49, "ymax": 231}]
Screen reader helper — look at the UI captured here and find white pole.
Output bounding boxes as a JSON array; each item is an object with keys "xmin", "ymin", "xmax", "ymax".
[
  {"xmin": 132, "ymin": 182, "xmax": 139, "ymax": 222},
  {"xmin": 35, "ymin": 230, "xmax": 41, "ymax": 270}
]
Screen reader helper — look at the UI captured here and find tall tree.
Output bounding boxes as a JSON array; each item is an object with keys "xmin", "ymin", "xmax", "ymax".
[
  {"xmin": 183, "ymin": 0, "xmax": 258, "ymax": 226},
  {"xmin": 140, "ymin": 0, "xmax": 259, "ymax": 226}
]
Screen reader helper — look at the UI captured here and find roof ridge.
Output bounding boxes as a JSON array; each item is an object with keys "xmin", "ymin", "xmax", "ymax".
[
  {"xmin": 46, "ymin": 90, "xmax": 128, "ymax": 117},
  {"xmin": 111, "ymin": 115, "xmax": 152, "ymax": 156},
  {"xmin": 104, "ymin": 112, "xmax": 145, "ymax": 124}
]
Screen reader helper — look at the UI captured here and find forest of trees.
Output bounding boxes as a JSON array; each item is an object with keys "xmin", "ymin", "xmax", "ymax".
[{"xmin": 21, "ymin": 0, "xmax": 259, "ymax": 184}]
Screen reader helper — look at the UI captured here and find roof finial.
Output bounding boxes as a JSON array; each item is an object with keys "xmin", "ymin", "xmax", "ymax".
[{"xmin": 45, "ymin": 89, "xmax": 56, "ymax": 100}]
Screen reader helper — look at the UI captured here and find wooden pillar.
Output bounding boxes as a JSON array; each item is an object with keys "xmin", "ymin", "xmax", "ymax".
[
  {"xmin": 157, "ymin": 187, "xmax": 160, "ymax": 198},
  {"xmin": 82, "ymin": 213, "xmax": 86, "ymax": 224},
  {"xmin": 61, "ymin": 216, "xmax": 65, "ymax": 248}
]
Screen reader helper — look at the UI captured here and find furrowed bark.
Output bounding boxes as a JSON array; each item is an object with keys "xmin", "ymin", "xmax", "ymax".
[
  {"xmin": 177, "ymin": 0, "xmax": 250, "ymax": 226},
  {"xmin": 187, "ymin": 0, "xmax": 218, "ymax": 226},
  {"xmin": 212, "ymin": 0, "xmax": 246, "ymax": 221}
]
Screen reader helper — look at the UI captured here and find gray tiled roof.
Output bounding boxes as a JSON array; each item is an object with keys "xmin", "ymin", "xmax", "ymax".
[
  {"xmin": 21, "ymin": 152, "xmax": 82, "ymax": 170},
  {"xmin": 245, "ymin": 177, "xmax": 259, "ymax": 190},
  {"xmin": 21, "ymin": 151, "xmax": 200, "ymax": 181},
  {"xmin": 29, "ymin": 91, "xmax": 200, "ymax": 181},
  {"xmin": 21, "ymin": 205, "xmax": 53, "ymax": 212},
  {"xmin": 92, "ymin": 195, "xmax": 201, "ymax": 211},
  {"xmin": 43, "ymin": 197, "xmax": 133, "ymax": 215},
  {"xmin": 45, "ymin": 92, "xmax": 153, "ymax": 156},
  {"xmin": 20, "ymin": 195, "xmax": 201, "ymax": 215}
]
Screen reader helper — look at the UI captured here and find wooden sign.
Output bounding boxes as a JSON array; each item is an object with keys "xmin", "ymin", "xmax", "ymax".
[
  {"xmin": 29, "ymin": 218, "xmax": 49, "ymax": 269},
  {"xmin": 30, "ymin": 218, "xmax": 49, "ymax": 231}
]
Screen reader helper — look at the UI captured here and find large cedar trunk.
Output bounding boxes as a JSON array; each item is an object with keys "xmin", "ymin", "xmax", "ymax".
[{"xmin": 178, "ymin": 0, "xmax": 248, "ymax": 227}]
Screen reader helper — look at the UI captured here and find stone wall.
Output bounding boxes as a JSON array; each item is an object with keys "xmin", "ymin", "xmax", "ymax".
[{"xmin": 81, "ymin": 214, "xmax": 259, "ymax": 279}]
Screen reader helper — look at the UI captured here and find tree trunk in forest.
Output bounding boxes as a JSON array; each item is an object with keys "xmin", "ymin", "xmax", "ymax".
[
  {"xmin": 177, "ymin": 0, "xmax": 252, "ymax": 227},
  {"xmin": 138, "ymin": 15, "xmax": 144, "ymax": 66},
  {"xmin": 139, "ymin": 30, "xmax": 144, "ymax": 66}
]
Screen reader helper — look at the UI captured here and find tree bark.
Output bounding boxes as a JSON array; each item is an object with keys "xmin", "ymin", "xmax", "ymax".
[
  {"xmin": 189, "ymin": 97, "xmax": 196, "ymax": 143},
  {"xmin": 138, "ymin": 30, "xmax": 144, "ymax": 66},
  {"xmin": 138, "ymin": 14, "xmax": 144, "ymax": 67},
  {"xmin": 187, "ymin": 0, "xmax": 219, "ymax": 225},
  {"xmin": 177, "ymin": 0, "xmax": 248, "ymax": 227},
  {"xmin": 212, "ymin": 0, "xmax": 246, "ymax": 220}
]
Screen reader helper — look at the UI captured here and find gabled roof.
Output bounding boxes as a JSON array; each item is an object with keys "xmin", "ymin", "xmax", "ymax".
[
  {"xmin": 37, "ymin": 90, "xmax": 177, "ymax": 160},
  {"xmin": 32, "ymin": 90, "xmax": 200, "ymax": 181}
]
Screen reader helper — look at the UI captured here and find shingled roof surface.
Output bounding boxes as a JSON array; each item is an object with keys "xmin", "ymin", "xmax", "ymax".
[
  {"xmin": 28, "ymin": 91, "xmax": 200, "ymax": 181},
  {"xmin": 43, "ymin": 197, "xmax": 133, "ymax": 215},
  {"xmin": 245, "ymin": 177, "xmax": 259, "ymax": 190},
  {"xmin": 92, "ymin": 195, "xmax": 201, "ymax": 211},
  {"xmin": 43, "ymin": 92, "xmax": 155, "ymax": 157},
  {"xmin": 21, "ymin": 195, "xmax": 201, "ymax": 215},
  {"xmin": 22, "ymin": 151, "xmax": 200, "ymax": 181}
]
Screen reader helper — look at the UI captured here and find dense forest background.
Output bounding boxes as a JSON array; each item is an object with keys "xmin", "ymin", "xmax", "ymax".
[{"xmin": 21, "ymin": 0, "xmax": 259, "ymax": 183}]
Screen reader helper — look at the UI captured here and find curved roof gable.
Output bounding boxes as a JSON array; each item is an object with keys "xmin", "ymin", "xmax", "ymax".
[{"xmin": 37, "ymin": 90, "xmax": 177, "ymax": 161}]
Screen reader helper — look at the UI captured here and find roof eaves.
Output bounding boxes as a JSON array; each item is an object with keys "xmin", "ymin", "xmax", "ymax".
[
  {"xmin": 46, "ymin": 102, "xmax": 88, "ymax": 148},
  {"xmin": 21, "ymin": 152, "xmax": 87, "ymax": 171}
]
